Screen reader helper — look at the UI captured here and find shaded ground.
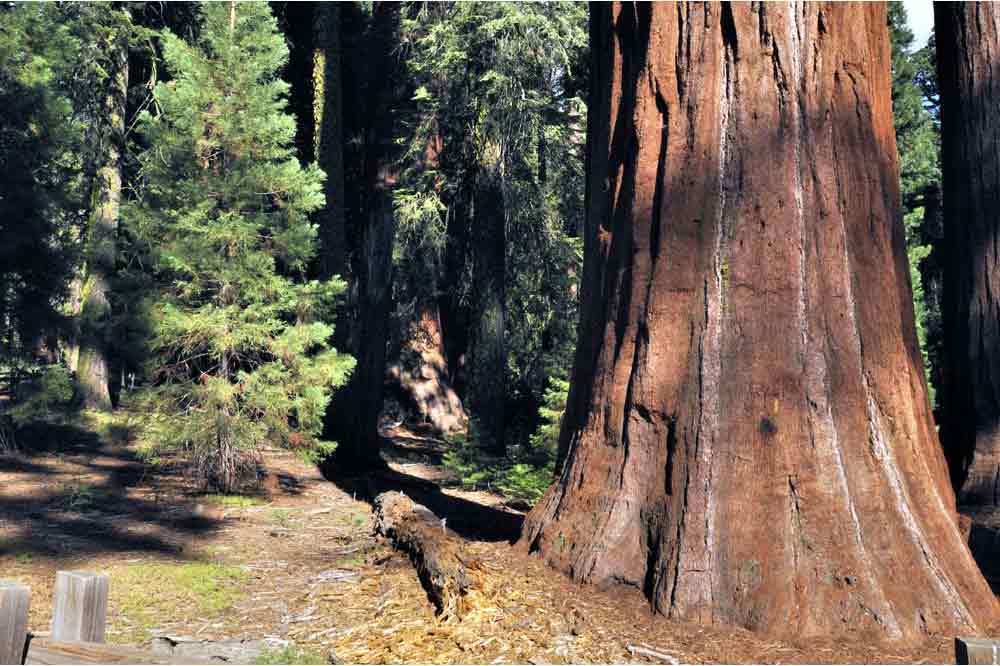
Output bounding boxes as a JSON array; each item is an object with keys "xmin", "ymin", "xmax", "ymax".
[{"xmin": 0, "ymin": 414, "xmax": 965, "ymax": 664}]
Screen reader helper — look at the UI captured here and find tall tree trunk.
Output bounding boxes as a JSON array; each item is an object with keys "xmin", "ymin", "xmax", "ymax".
[
  {"xmin": 524, "ymin": 1, "xmax": 997, "ymax": 639},
  {"xmin": 314, "ymin": 3, "xmax": 348, "ymax": 290},
  {"xmin": 936, "ymin": 3, "xmax": 1000, "ymax": 505},
  {"xmin": 385, "ymin": 134, "xmax": 468, "ymax": 435},
  {"xmin": 469, "ymin": 175, "xmax": 506, "ymax": 454},
  {"xmin": 77, "ymin": 27, "xmax": 127, "ymax": 411},
  {"xmin": 439, "ymin": 190, "xmax": 472, "ymax": 396},
  {"xmin": 321, "ymin": 2, "xmax": 405, "ymax": 472}
]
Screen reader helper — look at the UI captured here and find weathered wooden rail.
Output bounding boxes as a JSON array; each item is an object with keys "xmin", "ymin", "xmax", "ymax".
[{"xmin": 1, "ymin": 572, "xmax": 208, "ymax": 665}]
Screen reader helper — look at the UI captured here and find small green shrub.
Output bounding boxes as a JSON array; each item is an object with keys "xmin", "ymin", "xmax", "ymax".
[
  {"xmin": 441, "ymin": 376, "xmax": 566, "ymax": 508},
  {"xmin": 496, "ymin": 462, "xmax": 555, "ymax": 505},
  {"xmin": 4, "ymin": 364, "xmax": 76, "ymax": 432},
  {"xmin": 57, "ymin": 480, "xmax": 102, "ymax": 512},
  {"xmin": 441, "ymin": 427, "xmax": 501, "ymax": 491},
  {"xmin": 528, "ymin": 376, "xmax": 568, "ymax": 456},
  {"xmin": 270, "ymin": 508, "xmax": 294, "ymax": 528},
  {"xmin": 296, "ymin": 439, "xmax": 337, "ymax": 466},
  {"xmin": 203, "ymin": 494, "xmax": 264, "ymax": 509}
]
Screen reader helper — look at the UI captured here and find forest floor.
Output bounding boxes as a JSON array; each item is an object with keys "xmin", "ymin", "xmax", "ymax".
[{"xmin": 0, "ymin": 412, "xmax": 966, "ymax": 664}]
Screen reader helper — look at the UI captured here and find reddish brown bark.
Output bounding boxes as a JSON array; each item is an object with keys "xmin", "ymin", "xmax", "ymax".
[
  {"xmin": 387, "ymin": 300, "xmax": 468, "ymax": 435},
  {"xmin": 936, "ymin": 3, "xmax": 1000, "ymax": 506},
  {"xmin": 523, "ymin": 2, "xmax": 998, "ymax": 639}
]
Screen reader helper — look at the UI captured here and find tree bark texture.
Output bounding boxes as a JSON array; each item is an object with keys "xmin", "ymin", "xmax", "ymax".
[
  {"xmin": 321, "ymin": 2, "xmax": 405, "ymax": 472},
  {"xmin": 387, "ymin": 299, "xmax": 468, "ymax": 435},
  {"xmin": 77, "ymin": 28, "xmax": 127, "ymax": 411},
  {"xmin": 469, "ymin": 176, "xmax": 507, "ymax": 454},
  {"xmin": 936, "ymin": 2, "xmax": 1000, "ymax": 506},
  {"xmin": 523, "ymin": 1, "xmax": 998, "ymax": 639}
]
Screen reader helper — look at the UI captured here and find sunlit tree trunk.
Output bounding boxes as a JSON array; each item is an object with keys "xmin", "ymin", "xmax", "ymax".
[
  {"xmin": 314, "ymin": 3, "xmax": 348, "ymax": 290},
  {"xmin": 524, "ymin": 1, "xmax": 998, "ymax": 639},
  {"xmin": 76, "ymin": 24, "xmax": 127, "ymax": 411}
]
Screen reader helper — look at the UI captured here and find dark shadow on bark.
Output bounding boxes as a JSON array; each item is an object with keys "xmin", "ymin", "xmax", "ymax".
[{"xmin": 935, "ymin": 2, "xmax": 1000, "ymax": 506}]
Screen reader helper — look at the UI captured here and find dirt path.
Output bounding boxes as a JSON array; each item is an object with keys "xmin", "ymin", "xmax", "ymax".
[{"xmin": 0, "ymin": 418, "xmax": 960, "ymax": 664}]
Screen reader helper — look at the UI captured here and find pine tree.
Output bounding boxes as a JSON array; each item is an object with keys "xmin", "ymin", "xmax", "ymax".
[
  {"xmin": 0, "ymin": 3, "xmax": 84, "ymax": 390},
  {"xmin": 397, "ymin": 2, "xmax": 587, "ymax": 452},
  {"xmin": 129, "ymin": 1, "xmax": 353, "ymax": 491},
  {"xmin": 70, "ymin": 4, "xmax": 130, "ymax": 411},
  {"xmin": 887, "ymin": 2, "xmax": 941, "ymax": 405}
]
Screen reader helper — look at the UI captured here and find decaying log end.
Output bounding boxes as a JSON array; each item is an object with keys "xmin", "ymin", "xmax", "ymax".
[{"xmin": 373, "ymin": 491, "xmax": 483, "ymax": 617}]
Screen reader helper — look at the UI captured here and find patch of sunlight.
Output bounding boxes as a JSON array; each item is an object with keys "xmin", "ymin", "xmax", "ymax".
[{"xmin": 109, "ymin": 561, "xmax": 248, "ymax": 643}]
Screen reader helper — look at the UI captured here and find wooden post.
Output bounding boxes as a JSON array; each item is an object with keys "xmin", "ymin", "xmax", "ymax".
[
  {"xmin": 957, "ymin": 637, "xmax": 1000, "ymax": 665},
  {"xmin": 0, "ymin": 582, "xmax": 29, "ymax": 665},
  {"xmin": 50, "ymin": 572, "xmax": 107, "ymax": 644}
]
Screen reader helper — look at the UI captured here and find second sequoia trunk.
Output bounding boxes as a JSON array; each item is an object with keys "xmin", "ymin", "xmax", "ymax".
[
  {"xmin": 523, "ymin": 2, "xmax": 998, "ymax": 639},
  {"xmin": 935, "ymin": 3, "xmax": 1000, "ymax": 505}
]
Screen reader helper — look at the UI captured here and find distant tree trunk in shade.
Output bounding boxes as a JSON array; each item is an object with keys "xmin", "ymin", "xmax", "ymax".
[
  {"xmin": 314, "ymin": 2, "xmax": 348, "ymax": 290},
  {"xmin": 387, "ymin": 297, "xmax": 469, "ymax": 435},
  {"xmin": 387, "ymin": 134, "xmax": 468, "ymax": 436},
  {"xmin": 77, "ymin": 27, "xmax": 127, "ymax": 411},
  {"xmin": 935, "ymin": 3, "xmax": 1000, "ymax": 505},
  {"xmin": 523, "ymin": 1, "xmax": 998, "ymax": 639},
  {"xmin": 439, "ymin": 190, "xmax": 472, "ymax": 396},
  {"xmin": 469, "ymin": 175, "xmax": 506, "ymax": 454},
  {"xmin": 321, "ymin": 2, "xmax": 405, "ymax": 472}
]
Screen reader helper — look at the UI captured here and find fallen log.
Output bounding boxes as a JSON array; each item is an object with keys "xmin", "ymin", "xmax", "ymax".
[{"xmin": 372, "ymin": 491, "xmax": 482, "ymax": 617}]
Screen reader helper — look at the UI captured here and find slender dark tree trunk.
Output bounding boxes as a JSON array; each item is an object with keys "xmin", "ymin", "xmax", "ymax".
[
  {"xmin": 314, "ymin": 3, "xmax": 348, "ymax": 289},
  {"xmin": 936, "ymin": 2, "xmax": 1000, "ymax": 505},
  {"xmin": 524, "ymin": 1, "xmax": 998, "ymax": 639},
  {"xmin": 76, "ymin": 25, "xmax": 127, "ymax": 411},
  {"xmin": 439, "ymin": 191, "xmax": 472, "ymax": 396},
  {"xmin": 321, "ymin": 2, "xmax": 406, "ymax": 472},
  {"xmin": 469, "ymin": 175, "xmax": 506, "ymax": 454}
]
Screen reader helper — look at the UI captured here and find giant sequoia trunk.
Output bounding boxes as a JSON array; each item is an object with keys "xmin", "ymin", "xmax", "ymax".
[
  {"xmin": 75, "ymin": 29, "xmax": 127, "ymax": 411},
  {"xmin": 523, "ymin": 2, "xmax": 998, "ymax": 639},
  {"xmin": 321, "ymin": 2, "xmax": 405, "ymax": 472},
  {"xmin": 935, "ymin": 3, "xmax": 1000, "ymax": 505}
]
